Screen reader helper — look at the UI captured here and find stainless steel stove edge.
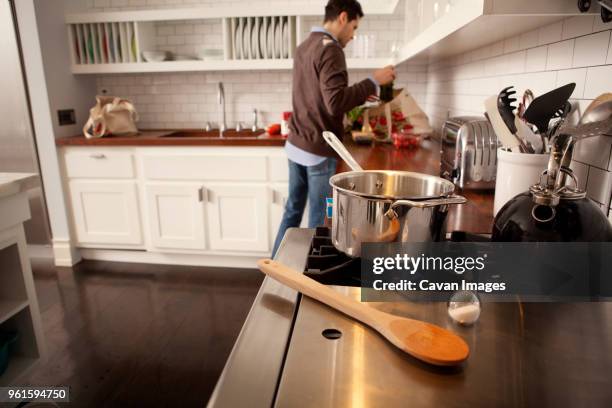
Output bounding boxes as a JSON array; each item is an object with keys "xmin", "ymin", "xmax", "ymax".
[{"xmin": 207, "ymin": 228, "xmax": 314, "ymax": 408}]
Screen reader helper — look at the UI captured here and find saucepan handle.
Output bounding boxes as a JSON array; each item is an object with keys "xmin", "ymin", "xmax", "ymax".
[{"xmin": 385, "ymin": 195, "xmax": 467, "ymax": 218}]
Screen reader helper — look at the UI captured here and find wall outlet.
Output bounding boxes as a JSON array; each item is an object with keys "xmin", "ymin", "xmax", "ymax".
[{"xmin": 58, "ymin": 109, "xmax": 76, "ymax": 126}]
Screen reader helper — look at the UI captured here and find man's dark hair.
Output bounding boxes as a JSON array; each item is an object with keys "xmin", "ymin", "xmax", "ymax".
[{"xmin": 324, "ymin": 0, "xmax": 364, "ymax": 22}]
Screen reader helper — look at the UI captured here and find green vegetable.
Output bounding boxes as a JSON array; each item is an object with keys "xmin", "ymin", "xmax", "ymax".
[{"xmin": 347, "ymin": 106, "xmax": 364, "ymax": 124}]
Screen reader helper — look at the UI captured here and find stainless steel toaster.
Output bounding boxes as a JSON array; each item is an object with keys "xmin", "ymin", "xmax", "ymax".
[{"xmin": 440, "ymin": 116, "xmax": 501, "ymax": 190}]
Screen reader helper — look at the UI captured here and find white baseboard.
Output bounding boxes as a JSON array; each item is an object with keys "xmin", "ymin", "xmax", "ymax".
[
  {"xmin": 27, "ymin": 244, "xmax": 54, "ymax": 259},
  {"xmin": 79, "ymin": 248, "xmax": 262, "ymax": 269},
  {"xmin": 52, "ymin": 238, "xmax": 81, "ymax": 267}
]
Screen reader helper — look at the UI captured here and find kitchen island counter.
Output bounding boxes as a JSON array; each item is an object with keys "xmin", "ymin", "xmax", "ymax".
[{"xmin": 210, "ymin": 227, "xmax": 612, "ymax": 408}]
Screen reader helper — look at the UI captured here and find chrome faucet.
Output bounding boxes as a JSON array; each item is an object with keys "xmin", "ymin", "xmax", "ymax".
[
  {"xmin": 218, "ymin": 82, "xmax": 227, "ymax": 138},
  {"xmin": 251, "ymin": 108, "xmax": 258, "ymax": 132}
]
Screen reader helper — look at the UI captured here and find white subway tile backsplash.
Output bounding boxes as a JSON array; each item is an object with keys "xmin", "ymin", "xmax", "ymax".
[
  {"xmin": 569, "ymin": 160, "xmax": 589, "ymax": 191},
  {"xmin": 546, "ymin": 39, "xmax": 575, "ymax": 70},
  {"xmin": 593, "ymin": 16, "xmax": 612, "ymax": 33},
  {"xmin": 525, "ymin": 46, "xmax": 548, "ymax": 72},
  {"xmin": 504, "ymin": 51, "xmax": 526, "ymax": 75},
  {"xmin": 562, "ymin": 16, "xmax": 595, "ymax": 40},
  {"xmin": 574, "ymin": 135, "xmax": 612, "ymax": 170},
  {"xmin": 584, "ymin": 65, "xmax": 612, "ymax": 99},
  {"xmin": 491, "ymin": 41, "xmax": 505, "ymax": 57},
  {"xmin": 423, "ymin": 20, "xmax": 611, "ymax": 208},
  {"xmin": 503, "ymin": 36, "xmax": 520, "ymax": 54},
  {"xmin": 539, "ymin": 21, "xmax": 563, "ymax": 45},
  {"xmin": 586, "ymin": 166, "xmax": 612, "ymax": 206},
  {"xmin": 573, "ymin": 31, "xmax": 611, "ymax": 68},
  {"xmin": 556, "ymin": 68, "xmax": 587, "ymax": 99},
  {"xmin": 512, "ymin": 71, "xmax": 558, "ymax": 97},
  {"xmin": 519, "ymin": 29, "xmax": 539, "ymax": 50}
]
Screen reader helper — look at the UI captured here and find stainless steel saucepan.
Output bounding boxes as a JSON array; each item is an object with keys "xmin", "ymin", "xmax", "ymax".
[{"xmin": 323, "ymin": 131, "xmax": 467, "ymax": 257}]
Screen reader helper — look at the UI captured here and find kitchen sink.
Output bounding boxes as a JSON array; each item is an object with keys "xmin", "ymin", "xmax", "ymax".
[{"xmin": 162, "ymin": 129, "xmax": 266, "ymax": 138}]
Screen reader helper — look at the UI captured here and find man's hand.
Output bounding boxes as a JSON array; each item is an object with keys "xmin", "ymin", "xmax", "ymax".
[{"xmin": 373, "ymin": 65, "xmax": 396, "ymax": 85}]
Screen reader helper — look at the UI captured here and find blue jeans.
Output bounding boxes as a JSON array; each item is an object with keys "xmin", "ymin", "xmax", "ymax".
[{"xmin": 271, "ymin": 158, "xmax": 337, "ymax": 257}]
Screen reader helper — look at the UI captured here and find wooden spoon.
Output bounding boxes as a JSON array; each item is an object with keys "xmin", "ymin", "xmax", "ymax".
[{"xmin": 257, "ymin": 259, "xmax": 470, "ymax": 366}]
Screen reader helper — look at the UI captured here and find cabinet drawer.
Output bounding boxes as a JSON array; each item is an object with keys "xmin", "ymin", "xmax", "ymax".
[
  {"xmin": 142, "ymin": 154, "xmax": 267, "ymax": 181},
  {"xmin": 64, "ymin": 150, "xmax": 135, "ymax": 179}
]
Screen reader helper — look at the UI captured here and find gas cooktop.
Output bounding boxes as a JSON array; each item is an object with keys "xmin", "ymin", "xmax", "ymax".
[{"xmin": 304, "ymin": 226, "xmax": 488, "ymax": 287}]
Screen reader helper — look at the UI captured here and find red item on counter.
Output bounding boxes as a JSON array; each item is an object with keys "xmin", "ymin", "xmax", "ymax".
[
  {"xmin": 267, "ymin": 123, "xmax": 282, "ymax": 135},
  {"xmin": 391, "ymin": 132, "xmax": 421, "ymax": 149},
  {"xmin": 282, "ymin": 111, "xmax": 292, "ymax": 121}
]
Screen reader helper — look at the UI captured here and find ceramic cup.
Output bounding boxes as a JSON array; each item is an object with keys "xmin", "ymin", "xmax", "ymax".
[{"xmin": 493, "ymin": 148, "xmax": 549, "ymax": 216}]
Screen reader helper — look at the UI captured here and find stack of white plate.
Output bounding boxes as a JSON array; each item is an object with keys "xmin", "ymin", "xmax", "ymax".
[{"xmin": 231, "ymin": 16, "xmax": 292, "ymax": 60}]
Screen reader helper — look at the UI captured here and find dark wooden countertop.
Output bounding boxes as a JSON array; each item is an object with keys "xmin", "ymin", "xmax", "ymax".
[
  {"xmin": 339, "ymin": 138, "xmax": 494, "ymax": 234},
  {"xmin": 55, "ymin": 130, "xmax": 287, "ymax": 147}
]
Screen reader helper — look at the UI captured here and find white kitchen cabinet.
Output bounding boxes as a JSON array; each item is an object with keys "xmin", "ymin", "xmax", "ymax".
[
  {"xmin": 68, "ymin": 180, "xmax": 142, "ymax": 246},
  {"xmin": 206, "ymin": 183, "xmax": 270, "ymax": 252},
  {"xmin": 60, "ymin": 146, "xmax": 293, "ymax": 266},
  {"xmin": 145, "ymin": 183, "xmax": 206, "ymax": 250},
  {"xmin": 399, "ymin": 0, "xmax": 592, "ymax": 63}
]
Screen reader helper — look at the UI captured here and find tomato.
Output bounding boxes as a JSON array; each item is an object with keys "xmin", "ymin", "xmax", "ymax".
[
  {"xmin": 392, "ymin": 111, "xmax": 405, "ymax": 121},
  {"xmin": 267, "ymin": 123, "xmax": 281, "ymax": 135}
]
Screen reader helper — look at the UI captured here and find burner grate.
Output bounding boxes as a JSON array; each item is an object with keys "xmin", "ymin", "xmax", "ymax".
[
  {"xmin": 303, "ymin": 227, "xmax": 487, "ymax": 286},
  {"xmin": 305, "ymin": 227, "xmax": 362, "ymax": 286}
]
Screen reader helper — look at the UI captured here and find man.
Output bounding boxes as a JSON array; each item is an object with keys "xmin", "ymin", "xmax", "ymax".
[{"xmin": 271, "ymin": 0, "xmax": 396, "ymax": 257}]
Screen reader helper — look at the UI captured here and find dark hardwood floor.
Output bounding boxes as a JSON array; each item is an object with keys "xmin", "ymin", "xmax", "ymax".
[{"xmin": 18, "ymin": 258, "xmax": 263, "ymax": 407}]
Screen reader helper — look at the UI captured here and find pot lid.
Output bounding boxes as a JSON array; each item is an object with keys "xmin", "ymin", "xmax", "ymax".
[{"xmin": 329, "ymin": 170, "xmax": 456, "ymax": 200}]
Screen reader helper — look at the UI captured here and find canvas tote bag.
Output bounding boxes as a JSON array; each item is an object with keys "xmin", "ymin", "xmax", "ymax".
[
  {"xmin": 365, "ymin": 89, "xmax": 433, "ymax": 140},
  {"xmin": 83, "ymin": 96, "xmax": 139, "ymax": 138}
]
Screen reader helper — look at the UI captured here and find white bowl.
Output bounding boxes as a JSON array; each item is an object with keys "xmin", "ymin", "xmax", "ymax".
[
  {"xmin": 142, "ymin": 51, "xmax": 168, "ymax": 62},
  {"xmin": 197, "ymin": 49, "xmax": 224, "ymax": 60}
]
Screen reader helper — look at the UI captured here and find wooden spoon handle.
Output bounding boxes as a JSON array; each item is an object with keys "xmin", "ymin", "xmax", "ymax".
[
  {"xmin": 257, "ymin": 259, "xmax": 381, "ymax": 328},
  {"xmin": 257, "ymin": 259, "xmax": 469, "ymax": 366}
]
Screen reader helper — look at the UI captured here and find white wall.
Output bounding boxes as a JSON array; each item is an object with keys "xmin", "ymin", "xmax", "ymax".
[
  {"xmin": 15, "ymin": 0, "xmax": 84, "ymax": 265},
  {"xmin": 424, "ymin": 15, "xmax": 612, "ymax": 216},
  {"xmin": 35, "ymin": 0, "xmax": 98, "ymax": 138}
]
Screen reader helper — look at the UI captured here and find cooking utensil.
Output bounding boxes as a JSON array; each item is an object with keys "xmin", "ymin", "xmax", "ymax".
[
  {"xmin": 582, "ymin": 93, "xmax": 612, "ymax": 118},
  {"xmin": 517, "ymin": 89, "xmax": 534, "ymax": 119},
  {"xmin": 579, "ymin": 100, "xmax": 612, "ymax": 125},
  {"xmin": 484, "ymin": 96, "xmax": 521, "ymax": 152},
  {"xmin": 523, "ymin": 83, "xmax": 575, "ymax": 134},
  {"xmin": 546, "ymin": 101, "xmax": 573, "ymax": 146},
  {"xmin": 323, "ymin": 131, "xmax": 466, "ymax": 257},
  {"xmin": 515, "ymin": 115, "xmax": 543, "ymax": 153},
  {"xmin": 257, "ymin": 259, "xmax": 470, "ymax": 366},
  {"xmin": 322, "ymin": 131, "xmax": 363, "ymax": 171},
  {"xmin": 557, "ymin": 117, "xmax": 612, "ymax": 138},
  {"xmin": 497, "ymin": 86, "xmax": 534, "ymax": 153}
]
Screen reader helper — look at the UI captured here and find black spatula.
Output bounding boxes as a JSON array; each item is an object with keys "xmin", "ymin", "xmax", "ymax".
[{"xmin": 523, "ymin": 83, "xmax": 575, "ymax": 134}]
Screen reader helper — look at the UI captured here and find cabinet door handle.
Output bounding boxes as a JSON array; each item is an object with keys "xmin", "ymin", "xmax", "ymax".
[
  {"xmin": 198, "ymin": 187, "xmax": 208, "ymax": 202},
  {"xmin": 89, "ymin": 153, "xmax": 106, "ymax": 159}
]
